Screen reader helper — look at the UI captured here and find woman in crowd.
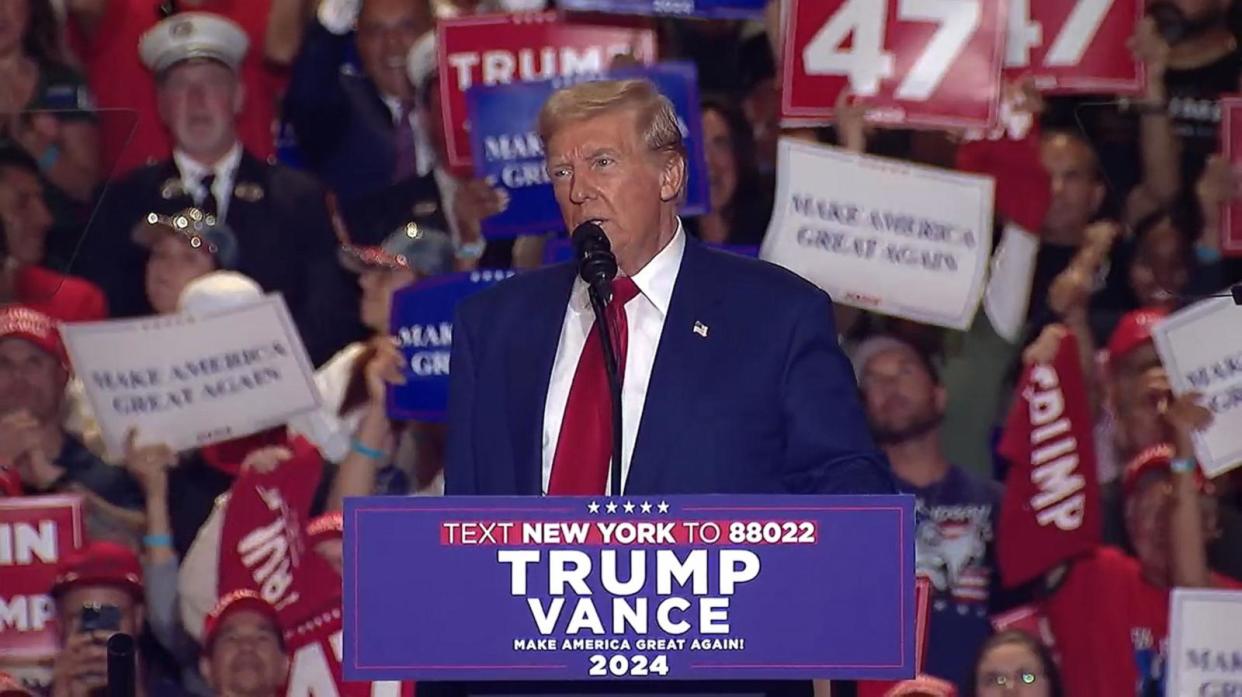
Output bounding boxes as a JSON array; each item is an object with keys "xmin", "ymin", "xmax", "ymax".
[
  {"xmin": 685, "ymin": 96, "xmax": 772, "ymax": 247},
  {"xmin": 0, "ymin": 0, "xmax": 100, "ymax": 260},
  {"xmin": 314, "ymin": 223, "xmax": 456, "ymax": 507},
  {"xmin": 970, "ymin": 630, "xmax": 1063, "ymax": 697}
]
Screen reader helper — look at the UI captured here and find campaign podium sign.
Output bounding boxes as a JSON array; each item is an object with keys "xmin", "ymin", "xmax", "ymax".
[{"xmin": 343, "ymin": 494, "xmax": 915, "ymax": 682}]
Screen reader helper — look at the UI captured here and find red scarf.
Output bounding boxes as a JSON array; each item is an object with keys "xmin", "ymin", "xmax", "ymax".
[
  {"xmin": 996, "ymin": 332, "xmax": 1100, "ymax": 587},
  {"xmin": 217, "ymin": 436, "xmax": 414, "ymax": 697},
  {"xmin": 201, "ymin": 427, "xmax": 292, "ymax": 476}
]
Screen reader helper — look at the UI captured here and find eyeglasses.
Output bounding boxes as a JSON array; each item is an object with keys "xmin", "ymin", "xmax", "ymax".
[{"xmin": 979, "ymin": 670, "xmax": 1041, "ymax": 689}]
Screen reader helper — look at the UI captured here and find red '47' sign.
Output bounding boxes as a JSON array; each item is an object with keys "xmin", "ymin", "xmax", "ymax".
[
  {"xmin": 0, "ymin": 495, "xmax": 84, "ymax": 659},
  {"xmin": 437, "ymin": 13, "xmax": 657, "ymax": 174},
  {"xmin": 1004, "ymin": 0, "xmax": 1144, "ymax": 93},
  {"xmin": 781, "ymin": 0, "xmax": 1007, "ymax": 130}
]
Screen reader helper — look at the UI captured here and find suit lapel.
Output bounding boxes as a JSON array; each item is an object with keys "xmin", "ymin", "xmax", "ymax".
[
  {"xmin": 626, "ymin": 239, "xmax": 724, "ymax": 493},
  {"xmin": 226, "ymin": 153, "xmax": 268, "ymax": 240},
  {"xmin": 507, "ymin": 264, "xmax": 577, "ymax": 495}
]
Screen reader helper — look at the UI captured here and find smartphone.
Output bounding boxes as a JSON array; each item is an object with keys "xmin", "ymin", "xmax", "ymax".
[{"xmin": 79, "ymin": 603, "xmax": 121, "ymax": 634}]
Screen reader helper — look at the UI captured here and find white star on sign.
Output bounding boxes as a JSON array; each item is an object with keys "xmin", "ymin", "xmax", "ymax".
[
  {"xmin": 587, "ymin": 501, "xmax": 600, "ymax": 514},
  {"xmin": 657, "ymin": 501, "xmax": 670, "ymax": 514},
  {"xmin": 606, "ymin": 501, "xmax": 618, "ymax": 514},
  {"xmin": 623, "ymin": 501, "xmax": 636, "ymax": 513},
  {"xmin": 640, "ymin": 501, "xmax": 653, "ymax": 513}
]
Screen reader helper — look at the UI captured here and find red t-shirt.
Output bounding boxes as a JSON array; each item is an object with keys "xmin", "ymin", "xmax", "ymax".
[
  {"xmin": 1046, "ymin": 546, "xmax": 1242, "ymax": 696},
  {"xmin": 68, "ymin": 0, "xmax": 284, "ymax": 175},
  {"xmin": 13, "ymin": 265, "xmax": 108, "ymax": 322}
]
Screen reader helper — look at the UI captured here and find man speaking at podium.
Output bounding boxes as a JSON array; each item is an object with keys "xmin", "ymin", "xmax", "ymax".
[{"xmin": 436, "ymin": 79, "xmax": 893, "ymax": 695}]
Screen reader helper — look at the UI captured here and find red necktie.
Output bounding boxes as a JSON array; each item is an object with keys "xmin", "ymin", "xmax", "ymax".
[{"xmin": 548, "ymin": 277, "xmax": 641, "ymax": 495}]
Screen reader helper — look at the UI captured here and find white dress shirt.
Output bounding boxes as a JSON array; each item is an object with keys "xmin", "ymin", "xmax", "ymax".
[
  {"xmin": 173, "ymin": 142, "xmax": 242, "ymax": 221},
  {"xmin": 540, "ymin": 222, "xmax": 686, "ymax": 495}
]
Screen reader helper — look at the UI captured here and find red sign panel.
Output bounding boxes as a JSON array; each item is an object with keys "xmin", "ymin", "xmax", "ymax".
[
  {"xmin": 0, "ymin": 495, "xmax": 84, "ymax": 658},
  {"xmin": 437, "ymin": 12, "xmax": 658, "ymax": 174},
  {"xmin": 1004, "ymin": 0, "xmax": 1144, "ymax": 94},
  {"xmin": 781, "ymin": 0, "xmax": 1007, "ymax": 130},
  {"xmin": 1220, "ymin": 96, "xmax": 1242, "ymax": 256}
]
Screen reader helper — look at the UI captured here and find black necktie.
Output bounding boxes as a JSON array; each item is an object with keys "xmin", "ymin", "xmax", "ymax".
[{"xmin": 200, "ymin": 173, "xmax": 219, "ymax": 218}]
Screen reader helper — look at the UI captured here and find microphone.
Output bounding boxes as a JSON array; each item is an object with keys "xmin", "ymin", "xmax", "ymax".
[
  {"xmin": 570, "ymin": 220, "xmax": 624, "ymax": 496},
  {"xmin": 572, "ymin": 222, "xmax": 618, "ymax": 304},
  {"xmin": 106, "ymin": 633, "xmax": 136, "ymax": 697}
]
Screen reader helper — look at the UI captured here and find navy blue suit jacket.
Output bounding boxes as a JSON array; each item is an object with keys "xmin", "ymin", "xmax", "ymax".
[{"xmin": 447, "ymin": 236, "xmax": 893, "ymax": 498}]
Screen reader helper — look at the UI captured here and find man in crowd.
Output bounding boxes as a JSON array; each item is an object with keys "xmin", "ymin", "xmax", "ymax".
[
  {"xmin": 66, "ymin": 0, "xmax": 291, "ymax": 174},
  {"xmin": 0, "ymin": 305, "xmax": 143, "ymax": 542},
  {"xmin": 199, "ymin": 591, "xmax": 288, "ymax": 697},
  {"xmin": 81, "ymin": 12, "xmax": 358, "ymax": 365},
  {"xmin": 285, "ymin": 0, "xmax": 434, "ymax": 209},
  {"xmin": 341, "ymin": 32, "xmax": 513, "ymax": 267},
  {"xmin": 49, "ymin": 542, "xmax": 149, "ymax": 697},
  {"xmin": 852, "ymin": 336, "xmax": 1003, "ymax": 692},
  {"xmin": 0, "ymin": 147, "xmax": 107, "ymax": 322}
]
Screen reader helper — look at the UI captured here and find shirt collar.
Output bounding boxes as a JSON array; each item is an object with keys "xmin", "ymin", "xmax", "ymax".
[
  {"xmin": 173, "ymin": 142, "xmax": 243, "ymax": 185},
  {"xmin": 173, "ymin": 141, "xmax": 243, "ymax": 184},
  {"xmin": 570, "ymin": 219, "xmax": 686, "ymax": 317}
]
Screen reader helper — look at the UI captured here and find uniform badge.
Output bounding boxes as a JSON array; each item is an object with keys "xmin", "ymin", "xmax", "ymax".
[
  {"xmin": 234, "ymin": 182, "xmax": 265, "ymax": 202},
  {"xmin": 412, "ymin": 201, "xmax": 439, "ymax": 217},
  {"xmin": 160, "ymin": 178, "xmax": 186, "ymax": 199}
]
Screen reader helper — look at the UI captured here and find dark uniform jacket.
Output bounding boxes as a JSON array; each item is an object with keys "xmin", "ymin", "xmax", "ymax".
[{"xmin": 80, "ymin": 150, "xmax": 362, "ymax": 365}]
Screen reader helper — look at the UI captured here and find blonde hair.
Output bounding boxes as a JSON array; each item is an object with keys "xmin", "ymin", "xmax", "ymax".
[{"xmin": 537, "ymin": 79, "xmax": 685, "ymax": 158}]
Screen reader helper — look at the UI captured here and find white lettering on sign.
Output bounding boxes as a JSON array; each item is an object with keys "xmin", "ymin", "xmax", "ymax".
[
  {"xmin": 238, "ymin": 515, "xmax": 298, "ymax": 609},
  {"xmin": 498, "ymin": 549, "xmax": 759, "ymax": 636},
  {"xmin": 0, "ymin": 594, "xmax": 54, "ymax": 631},
  {"xmin": 1006, "ymin": 0, "xmax": 1116, "ymax": 68},
  {"xmin": 447, "ymin": 44, "xmax": 633, "ymax": 91},
  {"xmin": 0, "ymin": 521, "xmax": 57, "ymax": 565},
  {"xmin": 287, "ymin": 630, "xmax": 404, "ymax": 697},
  {"xmin": 1027, "ymin": 364, "xmax": 1086, "ymax": 531},
  {"xmin": 802, "ymin": 0, "xmax": 980, "ymax": 100}
]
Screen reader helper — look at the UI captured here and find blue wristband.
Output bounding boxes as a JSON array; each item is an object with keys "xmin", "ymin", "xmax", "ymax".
[
  {"xmin": 1171, "ymin": 456, "xmax": 1197, "ymax": 474},
  {"xmin": 1197, "ymin": 244, "xmax": 1223, "ymax": 265},
  {"xmin": 37, "ymin": 143, "xmax": 60, "ymax": 172},
  {"xmin": 351, "ymin": 439, "xmax": 386, "ymax": 460},
  {"xmin": 143, "ymin": 533, "xmax": 173, "ymax": 549}
]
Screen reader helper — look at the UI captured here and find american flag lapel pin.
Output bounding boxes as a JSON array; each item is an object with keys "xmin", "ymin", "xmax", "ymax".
[{"xmin": 693, "ymin": 321, "xmax": 709, "ymax": 338}]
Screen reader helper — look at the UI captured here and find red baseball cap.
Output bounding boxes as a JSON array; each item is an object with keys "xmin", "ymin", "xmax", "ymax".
[
  {"xmin": 306, "ymin": 511, "xmax": 343, "ymax": 547},
  {"xmin": 50, "ymin": 541, "xmax": 144, "ymax": 600},
  {"xmin": 1122, "ymin": 443, "xmax": 1206, "ymax": 497},
  {"xmin": 0, "ymin": 305, "xmax": 67, "ymax": 367},
  {"xmin": 1106, "ymin": 308, "xmax": 1167, "ymax": 365},
  {"xmin": 203, "ymin": 589, "xmax": 283, "ymax": 651},
  {"xmin": 0, "ymin": 671, "xmax": 30, "ymax": 697}
]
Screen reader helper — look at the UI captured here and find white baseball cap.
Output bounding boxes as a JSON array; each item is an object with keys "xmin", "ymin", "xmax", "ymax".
[
  {"xmin": 140, "ymin": 12, "xmax": 249, "ymax": 75},
  {"xmin": 177, "ymin": 271, "xmax": 264, "ymax": 318}
]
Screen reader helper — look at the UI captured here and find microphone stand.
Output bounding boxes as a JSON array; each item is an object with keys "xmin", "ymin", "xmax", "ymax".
[{"xmin": 586, "ymin": 284, "xmax": 624, "ymax": 497}]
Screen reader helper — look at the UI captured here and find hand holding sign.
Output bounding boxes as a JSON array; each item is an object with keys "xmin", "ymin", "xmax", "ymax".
[
  {"xmin": 121, "ymin": 428, "xmax": 175, "ymax": 498},
  {"xmin": 783, "ymin": 0, "xmax": 1006, "ymax": 129},
  {"xmin": 1160, "ymin": 391, "xmax": 1213, "ymax": 457},
  {"xmin": 368, "ymin": 337, "xmax": 406, "ymax": 404}
]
